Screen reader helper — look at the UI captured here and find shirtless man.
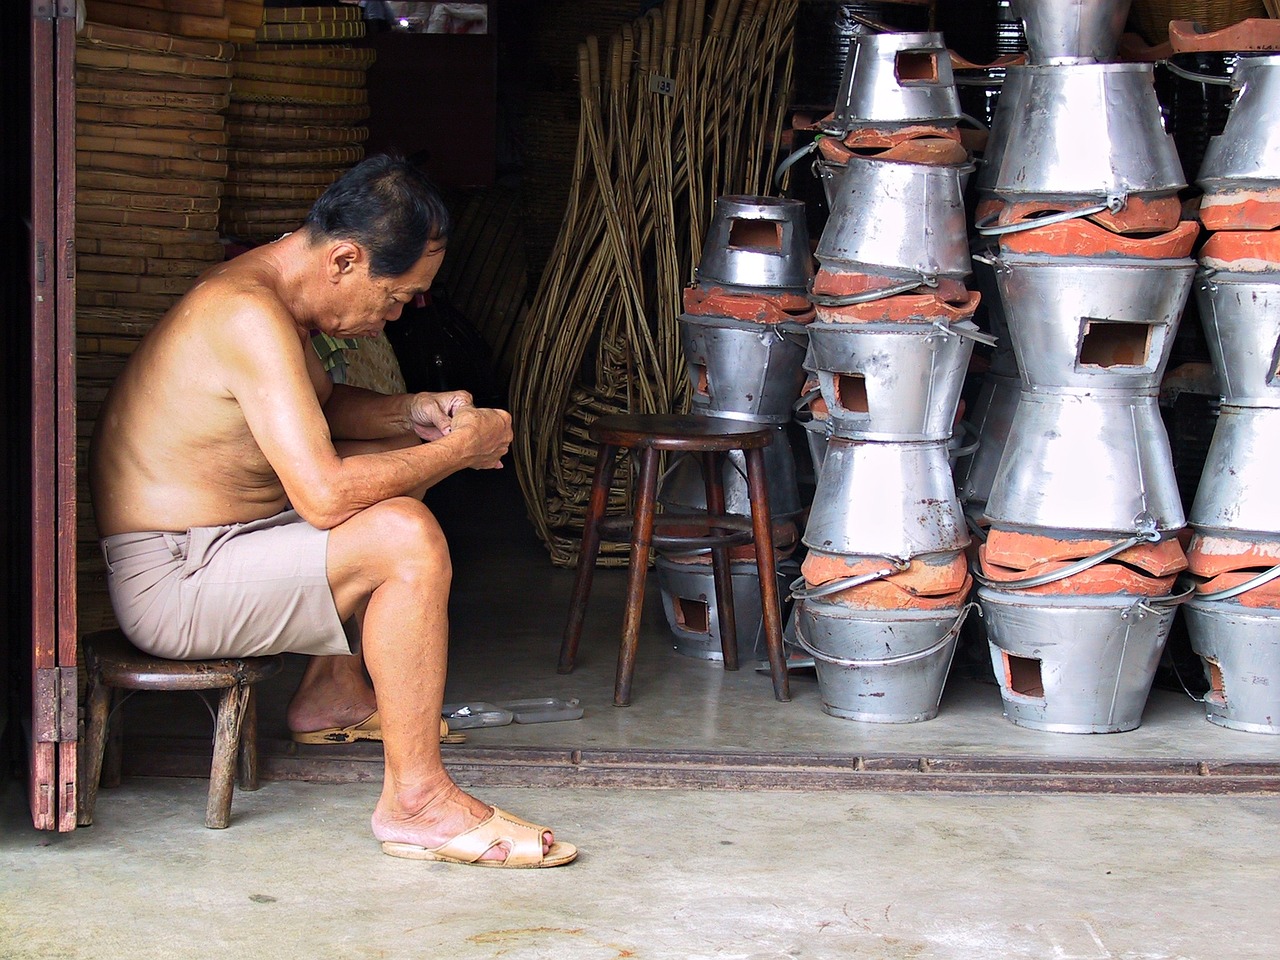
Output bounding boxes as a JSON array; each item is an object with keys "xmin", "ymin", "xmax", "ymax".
[{"xmin": 89, "ymin": 155, "xmax": 576, "ymax": 868}]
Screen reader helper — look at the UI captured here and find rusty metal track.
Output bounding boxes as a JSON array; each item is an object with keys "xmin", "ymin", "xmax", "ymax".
[{"xmin": 122, "ymin": 737, "xmax": 1280, "ymax": 795}]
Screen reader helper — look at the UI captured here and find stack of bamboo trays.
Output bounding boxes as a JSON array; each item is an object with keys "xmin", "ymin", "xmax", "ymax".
[
  {"xmin": 75, "ymin": 19, "xmax": 236, "ymax": 631},
  {"xmin": 221, "ymin": 5, "xmax": 371, "ymax": 242},
  {"xmin": 84, "ymin": 0, "xmax": 234, "ymax": 41},
  {"xmin": 226, "ymin": 0, "xmax": 267, "ymax": 42}
]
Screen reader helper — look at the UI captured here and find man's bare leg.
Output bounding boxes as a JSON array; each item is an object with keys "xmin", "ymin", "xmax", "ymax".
[
  {"xmin": 324, "ymin": 495, "xmax": 553, "ymax": 859},
  {"xmin": 287, "ymin": 433, "xmax": 424, "ymax": 736},
  {"xmin": 286, "ymin": 618, "xmax": 378, "ymax": 734}
]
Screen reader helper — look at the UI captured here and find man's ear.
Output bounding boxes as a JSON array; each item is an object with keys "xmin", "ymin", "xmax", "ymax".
[{"xmin": 326, "ymin": 240, "xmax": 364, "ymax": 282}]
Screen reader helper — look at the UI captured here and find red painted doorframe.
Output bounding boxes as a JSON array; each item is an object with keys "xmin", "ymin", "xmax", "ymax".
[{"xmin": 28, "ymin": 0, "xmax": 79, "ymax": 832}]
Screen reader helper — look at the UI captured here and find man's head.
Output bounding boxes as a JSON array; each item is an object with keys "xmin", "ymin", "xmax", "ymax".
[{"xmin": 304, "ymin": 154, "xmax": 450, "ymax": 279}]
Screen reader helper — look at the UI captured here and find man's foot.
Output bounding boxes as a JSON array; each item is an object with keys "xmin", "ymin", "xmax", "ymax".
[
  {"xmin": 286, "ymin": 657, "xmax": 378, "ymax": 735},
  {"xmin": 372, "ymin": 786, "xmax": 574, "ymax": 867}
]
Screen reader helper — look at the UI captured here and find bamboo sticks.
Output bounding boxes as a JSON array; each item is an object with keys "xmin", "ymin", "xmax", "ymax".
[{"xmin": 510, "ymin": 0, "xmax": 798, "ymax": 565}]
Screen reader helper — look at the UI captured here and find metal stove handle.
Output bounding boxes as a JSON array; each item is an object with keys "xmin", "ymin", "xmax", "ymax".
[
  {"xmin": 974, "ymin": 200, "xmax": 1112, "ymax": 237},
  {"xmin": 788, "ymin": 558, "xmax": 911, "ymax": 600},
  {"xmin": 1189, "ymin": 562, "xmax": 1280, "ymax": 604},
  {"xmin": 972, "ymin": 531, "xmax": 1159, "ymax": 591},
  {"xmin": 793, "ymin": 602, "xmax": 978, "ymax": 667}
]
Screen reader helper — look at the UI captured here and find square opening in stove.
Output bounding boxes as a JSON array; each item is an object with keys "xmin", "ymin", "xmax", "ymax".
[
  {"xmin": 1003, "ymin": 651, "xmax": 1045, "ymax": 699},
  {"xmin": 675, "ymin": 596, "xmax": 710, "ymax": 634},
  {"xmin": 727, "ymin": 218, "xmax": 782, "ymax": 252},
  {"xmin": 1079, "ymin": 319, "xmax": 1154, "ymax": 368}
]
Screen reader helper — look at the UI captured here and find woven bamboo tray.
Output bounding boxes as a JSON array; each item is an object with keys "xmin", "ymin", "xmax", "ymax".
[
  {"xmin": 77, "ymin": 189, "xmax": 221, "ymax": 215},
  {"xmin": 225, "ymin": 121, "xmax": 366, "ymax": 145},
  {"xmin": 77, "ymin": 305, "xmax": 165, "ymax": 334},
  {"xmin": 220, "ymin": 217, "xmax": 306, "ymax": 239},
  {"xmin": 1130, "ymin": 0, "xmax": 1267, "ymax": 41},
  {"xmin": 78, "ymin": 170, "xmax": 225, "ymax": 198},
  {"xmin": 78, "ymin": 220, "xmax": 222, "ymax": 246},
  {"xmin": 77, "ymin": 236, "xmax": 225, "ymax": 260},
  {"xmin": 77, "ymin": 120, "xmax": 228, "ymax": 147},
  {"xmin": 224, "ymin": 100, "xmax": 370, "ymax": 122},
  {"xmin": 233, "ymin": 43, "xmax": 374, "ymax": 67},
  {"xmin": 227, "ymin": 144, "xmax": 362, "ymax": 166},
  {"xmin": 79, "ymin": 271, "xmax": 203, "ymax": 295},
  {"xmin": 77, "ymin": 21, "xmax": 234, "ymax": 59},
  {"xmin": 223, "ymin": 182, "xmax": 328, "ymax": 203},
  {"xmin": 229, "ymin": 77, "xmax": 368, "ymax": 104},
  {"xmin": 84, "ymin": 3, "xmax": 232, "ymax": 41},
  {"xmin": 221, "ymin": 203, "xmax": 312, "ymax": 221},
  {"xmin": 76, "ymin": 85, "xmax": 231, "ymax": 111},
  {"xmin": 76, "ymin": 65, "xmax": 231, "ymax": 96},
  {"xmin": 225, "ymin": 165, "xmax": 345, "ymax": 185},
  {"xmin": 79, "ymin": 254, "xmax": 214, "ymax": 277},
  {"xmin": 226, "ymin": 0, "xmax": 265, "ymax": 27},
  {"xmin": 254, "ymin": 20, "xmax": 365, "ymax": 42},
  {"xmin": 78, "ymin": 204, "xmax": 220, "ymax": 230},
  {"xmin": 76, "ymin": 46, "xmax": 234, "ymax": 78},
  {"xmin": 78, "ymin": 134, "xmax": 227, "ymax": 163},
  {"xmin": 77, "ymin": 101, "xmax": 226, "ymax": 130},
  {"xmin": 77, "ymin": 289, "xmax": 185, "ymax": 312},
  {"xmin": 77, "ymin": 150, "xmax": 229, "ymax": 179},
  {"xmin": 230, "ymin": 61, "xmax": 365, "ymax": 88},
  {"xmin": 263, "ymin": 6, "xmax": 362, "ymax": 23}
]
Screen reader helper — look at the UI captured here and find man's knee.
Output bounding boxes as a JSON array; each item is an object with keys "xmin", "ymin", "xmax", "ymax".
[{"xmin": 356, "ymin": 497, "xmax": 451, "ymax": 581}]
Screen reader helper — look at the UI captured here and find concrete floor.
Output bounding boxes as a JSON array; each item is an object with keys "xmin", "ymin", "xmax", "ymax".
[
  {"xmin": 3, "ymin": 777, "xmax": 1278, "ymax": 960},
  {"xmin": 6, "ymin": 472, "xmax": 1280, "ymax": 958}
]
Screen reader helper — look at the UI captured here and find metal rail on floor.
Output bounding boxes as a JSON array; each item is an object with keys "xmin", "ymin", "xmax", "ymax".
[{"xmin": 123, "ymin": 737, "xmax": 1280, "ymax": 795}]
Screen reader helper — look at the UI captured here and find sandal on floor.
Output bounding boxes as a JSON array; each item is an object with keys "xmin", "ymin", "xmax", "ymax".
[
  {"xmin": 380, "ymin": 806, "xmax": 578, "ymax": 868},
  {"xmin": 291, "ymin": 711, "xmax": 467, "ymax": 745}
]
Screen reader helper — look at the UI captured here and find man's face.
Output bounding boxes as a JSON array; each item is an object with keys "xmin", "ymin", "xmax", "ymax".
[{"xmin": 334, "ymin": 241, "xmax": 446, "ymax": 337}]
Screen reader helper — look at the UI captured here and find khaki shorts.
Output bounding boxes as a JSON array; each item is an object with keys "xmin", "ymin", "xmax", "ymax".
[{"xmin": 101, "ymin": 510, "xmax": 350, "ymax": 660}]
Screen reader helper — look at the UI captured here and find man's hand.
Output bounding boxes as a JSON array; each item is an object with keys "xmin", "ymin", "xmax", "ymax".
[
  {"xmin": 408, "ymin": 390, "xmax": 474, "ymax": 441},
  {"xmin": 443, "ymin": 404, "xmax": 513, "ymax": 470}
]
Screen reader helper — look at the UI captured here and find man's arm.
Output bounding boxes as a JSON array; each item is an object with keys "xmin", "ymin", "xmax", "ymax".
[
  {"xmin": 322, "ymin": 382, "xmax": 476, "ymax": 442},
  {"xmin": 218, "ymin": 298, "xmax": 511, "ymax": 529}
]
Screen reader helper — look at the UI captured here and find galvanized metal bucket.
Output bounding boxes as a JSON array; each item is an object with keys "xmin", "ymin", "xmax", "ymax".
[
  {"xmin": 697, "ymin": 195, "xmax": 814, "ymax": 290},
  {"xmin": 825, "ymin": 31, "xmax": 961, "ymax": 133},
  {"xmin": 985, "ymin": 391, "xmax": 1185, "ymax": 536},
  {"xmin": 955, "ymin": 372, "xmax": 1022, "ymax": 508},
  {"xmin": 1190, "ymin": 404, "xmax": 1280, "ymax": 536},
  {"xmin": 816, "ymin": 154, "xmax": 973, "ymax": 287},
  {"xmin": 794, "ymin": 598, "xmax": 973, "ymax": 722},
  {"xmin": 981, "ymin": 63, "xmax": 1183, "ymax": 206},
  {"xmin": 680, "ymin": 313, "xmax": 809, "ymax": 420},
  {"xmin": 1195, "ymin": 269, "xmax": 1280, "ymax": 408},
  {"xmin": 975, "ymin": 67, "xmax": 1030, "ymax": 198},
  {"xmin": 1011, "ymin": 0, "xmax": 1131, "ymax": 64},
  {"xmin": 803, "ymin": 438, "xmax": 969, "ymax": 557},
  {"xmin": 1184, "ymin": 598, "xmax": 1280, "ymax": 734},
  {"xmin": 1197, "ymin": 55, "xmax": 1280, "ymax": 196},
  {"xmin": 655, "ymin": 555, "xmax": 780, "ymax": 663},
  {"xmin": 978, "ymin": 586, "xmax": 1181, "ymax": 733},
  {"xmin": 806, "ymin": 319, "xmax": 977, "ymax": 441},
  {"xmin": 992, "ymin": 252, "xmax": 1195, "ymax": 393},
  {"xmin": 658, "ymin": 420, "xmax": 802, "ymax": 520}
]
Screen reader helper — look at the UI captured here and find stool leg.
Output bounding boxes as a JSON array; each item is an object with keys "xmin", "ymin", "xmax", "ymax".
[
  {"xmin": 237, "ymin": 685, "xmax": 261, "ymax": 792},
  {"xmin": 102, "ymin": 689, "xmax": 125, "ymax": 789},
  {"xmin": 77, "ymin": 674, "xmax": 111, "ymax": 827},
  {"xmin": 702, "ymin": 450, "xmax": 739, "ymax": 672},
  {"xmin": 559, "ymin": 442, "xmax": 620, "ymax": 674},
  {"xmin": 746, "ymin": 447, "xmax": 791, "ymax": 702},
  {"xmin": 206, "ymin": 684, "xmax": 245, "ymax": 829},
  {"xmin": 615, "ymin": 446, "xmax": 661, "ymax": 707}
]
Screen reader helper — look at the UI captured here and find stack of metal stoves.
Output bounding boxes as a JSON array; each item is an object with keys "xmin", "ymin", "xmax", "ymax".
[
  {"xmin": 790, "ymin": 30, "xmax": 981, "ymax": 723},
  {"xmin": 1182, "ymin": 55, "xmax": 1280, "ymax": 735},
  {"xmin": 656, "ymin": 196, "xmax": 814, "ymax": 663},
  {"xmin": 969, "ymin": 0, "xmax": 1202, "ymax": 733}
]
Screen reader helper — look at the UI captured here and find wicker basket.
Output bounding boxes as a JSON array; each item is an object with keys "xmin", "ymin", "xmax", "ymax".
[{"xmin": 1130, "ymin": 0, "xmax": 1267, "ymax": 43}]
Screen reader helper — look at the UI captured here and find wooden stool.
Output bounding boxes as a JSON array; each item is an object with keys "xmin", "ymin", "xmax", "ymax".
[
  {"xmin": 78, "ymin": 629, "xmax": 284, "ymax": 829},
  {"xmin": 558, "ymin": 413, "xmax": 791, "ymax": 706}
]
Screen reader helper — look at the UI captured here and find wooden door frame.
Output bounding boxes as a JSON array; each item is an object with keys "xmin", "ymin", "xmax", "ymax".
[{"xmin": 29, "ymin": 0, "xmax": 79, "ymax": 832}]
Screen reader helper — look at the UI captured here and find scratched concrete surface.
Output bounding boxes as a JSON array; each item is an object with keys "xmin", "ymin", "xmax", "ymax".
[{"xmin": 3, "ymin": 779, "xmax": 1277, "ymax": 960}]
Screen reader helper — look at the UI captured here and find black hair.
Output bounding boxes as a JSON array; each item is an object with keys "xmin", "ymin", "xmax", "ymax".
[{"xmin": 303, "ymin": 154, "xmax": 451, "ymax": 278}]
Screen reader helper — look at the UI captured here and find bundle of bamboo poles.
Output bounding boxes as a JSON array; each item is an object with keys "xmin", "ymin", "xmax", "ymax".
[{"xmin": 509, "ymin": 0, "xmax": 798, "ymax": 566}]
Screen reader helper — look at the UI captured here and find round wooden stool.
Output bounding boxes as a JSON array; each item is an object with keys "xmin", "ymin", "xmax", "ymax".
[
  {"xmin": 78, "ymin": 629, "xmax": 284, "ymax": 829},
  {"xmin": 558, "ymin": 413, "xmax": 791, "ymax": 706}
]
